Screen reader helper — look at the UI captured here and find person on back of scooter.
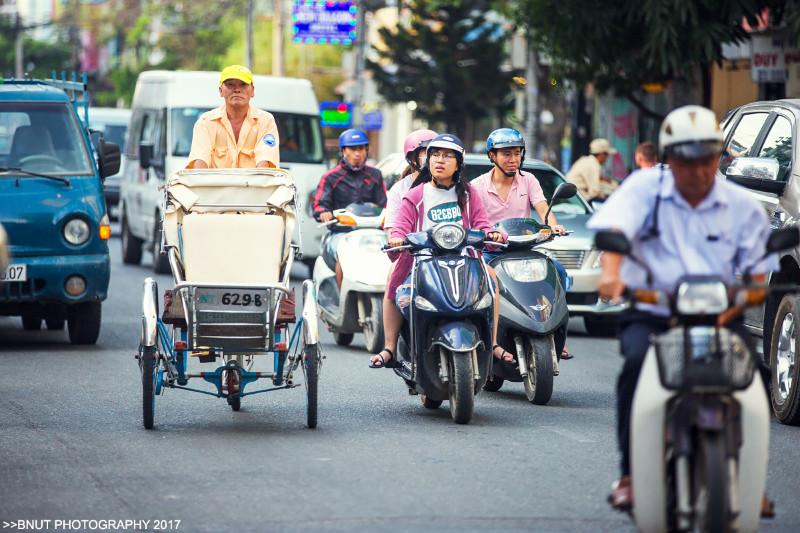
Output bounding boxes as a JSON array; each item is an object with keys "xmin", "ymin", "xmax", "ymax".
[
  {"xmin": 369, "ymin": 133, "xmax": 505, "ymax": 368},
  {"xmin": 313, "ymin": 128, "xmax": 387, "ymax": 287},
  {"xmin": 587, "ymin": 106, "xmax": 777, "ymax": 514},
  {"xmin": 472, "ymin": 128, "xmax": 574, "ymax": 361},
  {"xmin": 379, "ymin": 129, "xmax": 437, "ymax": 367}
]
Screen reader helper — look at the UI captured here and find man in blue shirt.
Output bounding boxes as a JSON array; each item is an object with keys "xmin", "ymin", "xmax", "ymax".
[{"xmin": 588, "ymin": 106, "xmax": 777, "ymax": 511}]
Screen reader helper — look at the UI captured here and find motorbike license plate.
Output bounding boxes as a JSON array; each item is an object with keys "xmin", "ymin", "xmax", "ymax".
[
  {"xmin": 193, "ymin": 288, "xmax": 270, "ymax": 310},
  {"xmin": 0, "ymin": 264, "xmax": 26, "ymax": 282}
]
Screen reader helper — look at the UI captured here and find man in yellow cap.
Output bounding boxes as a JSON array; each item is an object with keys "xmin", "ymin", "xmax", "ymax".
[{"xmin": 187, "ymin": 65, "xmax": 280, "ymax": 169}]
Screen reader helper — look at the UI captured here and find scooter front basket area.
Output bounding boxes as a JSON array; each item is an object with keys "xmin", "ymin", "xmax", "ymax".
[{"xmin": 653, "ymin": 327, "xmax": 755, "ymax": 392}]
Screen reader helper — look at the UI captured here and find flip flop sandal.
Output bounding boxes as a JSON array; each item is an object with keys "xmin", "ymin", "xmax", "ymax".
[
  {"xmin": 493, "ymin": 344, "xmax": 513, "ymax": 363},
  {"xmin": 369, "ymin": 347, "xmax": 394, "ymax": 369},
  {"xmin": 561, "ymin": 348, "xmax": 574, "ymax": 360}
]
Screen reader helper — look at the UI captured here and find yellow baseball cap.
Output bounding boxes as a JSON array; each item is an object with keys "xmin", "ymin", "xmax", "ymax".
[{"xmin": 219, "ymin": 65, "xmax": 253, "ymax": 86}]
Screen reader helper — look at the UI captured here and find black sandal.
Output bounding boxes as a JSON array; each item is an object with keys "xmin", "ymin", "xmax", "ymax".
[{"xmin": 369, "ymin": 347, "xmax": 394, "ymax": 368}]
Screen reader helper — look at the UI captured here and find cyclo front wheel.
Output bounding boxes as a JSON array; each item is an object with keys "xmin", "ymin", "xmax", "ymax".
[
  {"xmin": 303, "ymin": 343, "xmax": 320, "ymax": 429},
  {"xmin": 141, "ymin": 345, "xmax": 157, "ymax": 429}
]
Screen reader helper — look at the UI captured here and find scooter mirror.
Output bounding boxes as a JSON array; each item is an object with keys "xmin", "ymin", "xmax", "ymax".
[
  {"xmin": 766, "ymin": 226, "xmax": 800, "ymax": 254},
  {"xmin": 551, "ymin": 182, "xmax": 577, "ymax": 201},
  {"xmin": 594, "ymin": 230, "xmax": 631, "ymax": 255}
]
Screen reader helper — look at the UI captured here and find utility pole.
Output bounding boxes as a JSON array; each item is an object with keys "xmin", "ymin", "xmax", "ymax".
[
  {"xmin": 272, "ymin": 0, "xmax": 284, "ymax": 76},
  {"xmin": 14, "ymin": 13, "xmax": 24, "ymax": 77},
  {"xmin": 524, "ymin": 45, "xmax": 540, "ymax": 158},
  {"xmin": 245, "ymin": 0, "xmax": 254, "ymax": 69},
  {"xmin": 352, "ymin": 0, "xmax": 368, "ymax": 128}
]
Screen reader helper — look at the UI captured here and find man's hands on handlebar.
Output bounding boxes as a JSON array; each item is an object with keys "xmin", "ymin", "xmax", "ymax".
[{"xmin": 319, "ymin": 212, "xmax": 334, "ymax": 223}]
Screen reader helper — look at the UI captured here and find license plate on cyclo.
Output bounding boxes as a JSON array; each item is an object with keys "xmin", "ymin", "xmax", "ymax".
[
  {"xmin": 0, "ymin": 265, "xmax": 26, "ymax": 282},
  {"xmin": 193, "ymin": 288, "xmax": 270, "ymax": 311}
]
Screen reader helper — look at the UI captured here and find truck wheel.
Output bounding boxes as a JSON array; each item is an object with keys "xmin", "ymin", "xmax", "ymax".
[
  {"xmin": 121, "ymin": 211, "xmax": 143, "ymax": 265},
  {"xmin": 770, "ymin": 294, "xmax": 800, "ymax": 425},
  {"xmin": 67, "ymin": 302, "xmax": 102, "ymax": 345},
  {"xmin": 152, "ymin": 217, "xmax": 170, "ymax": 274},
  {"xmin": 21, "ymin": 315, "xmax": 41, "ymax": 331}
]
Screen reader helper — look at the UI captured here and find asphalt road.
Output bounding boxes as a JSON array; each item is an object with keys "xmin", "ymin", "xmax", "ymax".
[{"xmin": 1, "ymin": 238, "xmax": 799, "ymax": 532}]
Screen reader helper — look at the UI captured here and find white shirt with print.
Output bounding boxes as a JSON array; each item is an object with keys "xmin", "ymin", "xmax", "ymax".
[{"xmin": 422, "ymin": 184, "xmax": 462, "ymax": 231}]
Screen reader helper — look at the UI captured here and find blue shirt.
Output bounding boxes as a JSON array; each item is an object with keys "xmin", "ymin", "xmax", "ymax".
[{"xmin": 587, "ymin": 166, "xmax": 777, "ymax": 312}]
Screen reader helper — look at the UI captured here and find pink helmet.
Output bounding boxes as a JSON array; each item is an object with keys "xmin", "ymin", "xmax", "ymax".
[{"xmin": 403, "ymin": 129, "xmax": 437, "ymax": 165}]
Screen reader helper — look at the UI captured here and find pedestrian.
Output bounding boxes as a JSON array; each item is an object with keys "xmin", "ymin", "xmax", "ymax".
[
  {"xmin": 565, "ymin": 138, "xmax": 617, "ymax": 202},
  {"xmin": 186, "ymin": 65, "xmax": 280, "ymax": 169},
  {"xmin": 587, "ymin": 106, "xmax": 777, "ymax": 513},
  {"xmin": 634, "ymin": 141, "xmax": 657, "ymax": 170}
]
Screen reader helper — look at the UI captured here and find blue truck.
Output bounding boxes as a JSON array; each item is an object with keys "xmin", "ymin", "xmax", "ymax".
[{"xmin": 0, "ymin": 74, "xmax": 120, "ymax": 344}]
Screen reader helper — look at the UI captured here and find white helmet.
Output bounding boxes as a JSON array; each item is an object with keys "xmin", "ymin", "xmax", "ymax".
[{"xmin": 659, "ymin": 105, "xmax": 724, "ymax": 159}]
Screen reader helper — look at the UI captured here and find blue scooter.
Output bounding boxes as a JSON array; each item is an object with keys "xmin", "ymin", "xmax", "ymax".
[
  {"xmin": 384, "ymin": 223, "xmax": 495, "ymax": 424},
  {"xmin": 484, "ymin": 183, "xmax": 577, "ymax": 404}
]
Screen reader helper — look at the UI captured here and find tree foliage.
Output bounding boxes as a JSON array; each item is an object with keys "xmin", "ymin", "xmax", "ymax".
[
  {"xmin": 367, "ymin": 0, "xmax": 516, "ymax": 144},
  {"xmin": 503, "ymin": 0, "xmax": 767, "ymax": 118}
]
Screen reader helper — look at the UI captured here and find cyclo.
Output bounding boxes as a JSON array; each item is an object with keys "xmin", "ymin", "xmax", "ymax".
[{"xmin": 136, "ymin": 168, "xmax": 321, "ymax": 429}]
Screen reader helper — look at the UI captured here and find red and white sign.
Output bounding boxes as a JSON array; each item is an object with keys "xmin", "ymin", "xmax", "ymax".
[{"xmin": 751, "ymin": 35, "xmax": 798, "ymax": 83}]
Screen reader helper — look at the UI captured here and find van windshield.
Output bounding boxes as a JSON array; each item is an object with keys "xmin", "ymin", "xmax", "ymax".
[
  {"xmin": 0, "ymin": 102, "xmax": 92, "ymax": 176},
  {"xmin": 171, "ymin": 108, "xmax": 324, "ymax": 164}
]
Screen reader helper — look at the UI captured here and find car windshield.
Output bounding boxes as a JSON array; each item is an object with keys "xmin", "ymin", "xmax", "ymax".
[
  {"xmin": 171, "ymin": 108, "xmax": 324, "ymax": 164},
  {"xmin": 462, "ymin": 163, "xmax": 589, "ymax": 215},
  {"xmin": 0, "ymin": 102, "xmax": 93, "ymax": 175}
]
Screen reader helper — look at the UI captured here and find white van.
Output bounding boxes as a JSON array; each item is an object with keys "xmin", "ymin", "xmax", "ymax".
[
  {"xmin": 119, "ymin": 70, "xmax": 326, "ymax": 272},
  {"xmin": 87, "ymin": 107, "xmax": 131, "ymax": 221}
]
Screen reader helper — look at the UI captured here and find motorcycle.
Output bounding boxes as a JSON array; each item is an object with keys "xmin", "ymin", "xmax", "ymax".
[
  {"xmin": 595, "ymin": 226, "xmax": 800, "ymax": 533},
  {"xmin": 484, "ymin": 183, "xmax": 577, "ymax": 404},
  {"xmin": 384, "ymin": 222, "xmax": 496, "ymax": 424},
  {"xmin": 313, "ymin": 202, "xmax": 391, "ymax": 352}
]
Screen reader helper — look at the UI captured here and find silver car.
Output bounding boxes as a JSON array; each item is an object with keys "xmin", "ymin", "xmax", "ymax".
[{"xmin": 375, "ymin": 152, "xmax": 616, "ymax": 335}]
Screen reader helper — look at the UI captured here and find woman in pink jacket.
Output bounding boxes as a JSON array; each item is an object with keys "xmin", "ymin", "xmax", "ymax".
[{"xmin": 370, "ymin": 134, "xmax": 506, "ymax": 368}]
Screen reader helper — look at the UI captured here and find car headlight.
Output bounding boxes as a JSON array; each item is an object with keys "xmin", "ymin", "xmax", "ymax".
[
  {"xmin": 63, "ymin": 218, "xmax": 90, "ymax": 245},
  {"xmin": 676, "ymin": 280, "xmax": 729, "ymax": 315},
  {"xmin": 431, "ymin": 223, "xmax": 466, "ymax": 250},
  {"xmin": 414, "ymin": 295, "xmax": 437, "ymax": 311},
  {"xmin": 475, "ymin": 291, "xmax": 493, "ymax": 309},
  {"xmin": 503, "ymin": 258, "xmax": 548, "ymax": 282}
]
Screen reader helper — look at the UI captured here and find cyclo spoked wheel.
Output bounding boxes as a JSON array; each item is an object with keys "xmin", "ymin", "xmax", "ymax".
[
  {"xmin": 523, "ymin": 336, "xmax": 554, "ymax": 405},
  {"xmin": 303, "ymin": 343, "xmax": 320, "ymax": 429},
  {"xmin": 447, "ymin": 349, "xmax": 475, "ymax": 424},
  {"xmin": 695, "ymin": 432, "xmax": 730, "ymax": 532},
  {"xmin": 140, "ymin": 345, "xmax": 157, "ymax": 429}
]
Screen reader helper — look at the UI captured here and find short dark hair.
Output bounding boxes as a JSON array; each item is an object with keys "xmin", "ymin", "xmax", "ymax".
[{"xmin": 636, "ymin": 141, "xmax": 657, "ymax": 163}]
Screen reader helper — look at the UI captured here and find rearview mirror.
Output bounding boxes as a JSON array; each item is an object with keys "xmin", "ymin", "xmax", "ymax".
[
  {"xmin": 98, "ymin": 140, "xmax": 121, "ymax": 179},
  {"xmin": 552, "ymin": 182, "xmax": 577, "ymax": 201},
  {"xmin": 725, "ymin": 157, "xmax": 785, "ymax": 195},
  {"xmin": 594, "ymin": 230, "xmax": 631, "ymax": 255},
  {"xmin": 766, "ymin": 226, "xmax": 800, "ymax": 254},
  {"xmin": 139, "ymin": 142, "xmax": 154, "ymax": 170}
]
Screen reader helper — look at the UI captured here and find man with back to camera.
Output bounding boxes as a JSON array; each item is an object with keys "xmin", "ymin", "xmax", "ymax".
[{"xmin": 187, "ymin": 65, "xmax": 280, "ymax": 169}]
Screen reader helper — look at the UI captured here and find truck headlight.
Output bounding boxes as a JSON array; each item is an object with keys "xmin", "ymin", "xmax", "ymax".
[
  {"xmin": 503, "ymin": 258, "xmax": 548, "ymax": 282},
  {"xmin": 64, "ymin": 218, "xmax": 90, "ymax": 245}
]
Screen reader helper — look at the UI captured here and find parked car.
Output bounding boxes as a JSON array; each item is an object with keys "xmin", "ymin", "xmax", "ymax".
[
  {"xmin": 87, "ymin": 107, "xmax": 131, "ymax": 220},
  {"xmin": 718, "ymin": 99, "xmax": 800, "ymax": 424},
  {"xmin": 120, "ymin": 70, "xmax": 326, "ymax": 274},
  {"xmin": 375, "ymin": 152, "xmax": 618, "ymax": 335},
  {"xmin": 0, "ymin": 76, "xmax": 120, "ymax": 344}
]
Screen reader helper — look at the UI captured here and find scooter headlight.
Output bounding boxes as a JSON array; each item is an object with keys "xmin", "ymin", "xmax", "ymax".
[
  {"xmin": 475, "ymin": 291, "xmax": 493, "ymax": 310},
  {"xmin": 414, "ymin": 295, "xmax": 437, "ymax": 311},
  {"xmin": 431, "ymin": 223, "xmax": 466, "ymax": 250},
  {"xmin": 502, "ymin": 258, "xmax": 548, "ymax": 282},
  {"xmin": 676, "ymin": 280, "xmax": 728, "ymax": 315}
]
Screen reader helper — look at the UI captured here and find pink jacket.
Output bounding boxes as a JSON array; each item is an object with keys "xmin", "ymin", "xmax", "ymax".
[{"xmin": 386, "ymin": 183, "xmax": 493, "ymax": 300}]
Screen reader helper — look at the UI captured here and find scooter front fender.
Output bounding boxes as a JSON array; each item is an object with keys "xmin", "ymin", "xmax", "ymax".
[{"xmin": 430, "ymin": 321, "xmax": 483, "ymax": 353}]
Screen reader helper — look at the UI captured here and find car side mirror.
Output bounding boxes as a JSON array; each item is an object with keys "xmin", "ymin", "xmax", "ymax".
[
  {"xmin": 594, "ymin": 230, "xmax": 631, "ymax": 255},
  {"xmin": 725, "ymin": 156, "xmax": 786, "ymax": 195},
  {"xmin": 766, "ymin": 226, "xmax": 800, "ymax": 254},
  {"xmin": 139, "ymin": 142, "xmax": 154, "ymax": 170},
  {"xmin": 98, "ymin": 140, "xmax": 121, "ymax": 179}
]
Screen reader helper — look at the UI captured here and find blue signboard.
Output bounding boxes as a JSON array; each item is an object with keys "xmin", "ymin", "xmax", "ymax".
[
  {"xmin": 292, "ymin": 1, "xmax": 358, "ymax": 45},
  {"xmin": 363, "ymin": 110, "xmax": 383, "ymax": 131},
  {"xmin": 320, "ymin": 101, "xmax": 353, "ymax": 128}
]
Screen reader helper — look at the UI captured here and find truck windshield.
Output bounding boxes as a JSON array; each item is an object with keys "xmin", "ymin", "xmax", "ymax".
[
  {"xmin": 171, "ymin": 108, "xmax": 324, "ymax": 164},
  {"xmin": 0, "ymin": 102, "xmax": 93, "ymax": 176}
]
